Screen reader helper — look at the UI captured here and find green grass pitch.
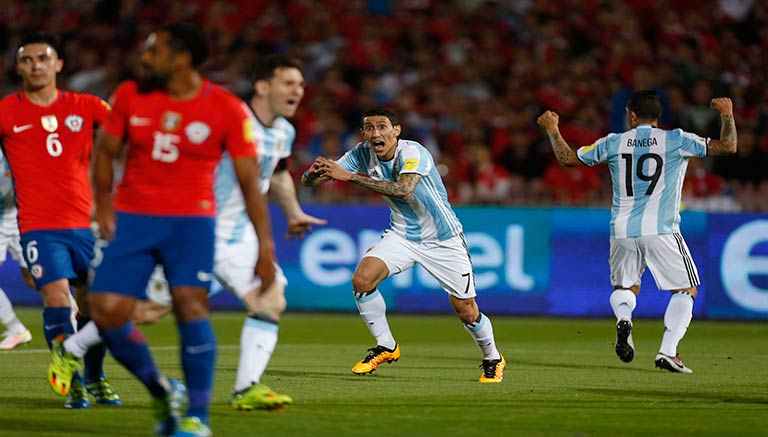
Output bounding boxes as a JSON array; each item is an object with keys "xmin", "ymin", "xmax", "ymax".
[{"xmin": 0, "ymin": 308, "xmax": 766, "ymax": 436}]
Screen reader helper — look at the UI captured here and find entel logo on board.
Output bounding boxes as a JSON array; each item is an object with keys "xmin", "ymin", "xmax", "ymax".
[{"xmin": 721, "ymin": 220, "xmax": 768, "ymax": 313}]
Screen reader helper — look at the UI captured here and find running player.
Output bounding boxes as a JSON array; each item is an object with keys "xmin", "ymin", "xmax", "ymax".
[
  {"xmin": 49, "ymin": 23, "xmax": 277, "ymax": 437},
  {"xmin": 537, "ymin": 90, "xmax": 737, "ymax": 373},
  {"xmin": 302, "ymin": 108, "xmax": 506, "ymax": 383},
  {"xmin": 0, "ymin": 31, "xmax": 119, "ymax": 407}
]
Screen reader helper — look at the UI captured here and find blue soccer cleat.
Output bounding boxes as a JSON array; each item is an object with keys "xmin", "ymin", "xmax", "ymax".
[
  {"xmin": 152, "ymin": 377, "xmax": 187, "ymax": 436},
  {"xmin": 172, "ymin": 417, "xmax": 212, "ymax": 437}
]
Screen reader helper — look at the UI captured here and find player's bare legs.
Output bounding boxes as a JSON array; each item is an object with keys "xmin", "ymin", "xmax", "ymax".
[
  {"xmin": 656, "ymin": 286, "xmax": 697, "ymax": 373},
  {"xmin": 89, "ymin": 293, "xmax": 136, "ymax": 330},
  {"xmin": 350, "ymin": 257, "xmax": 399, "ymax": 374}
]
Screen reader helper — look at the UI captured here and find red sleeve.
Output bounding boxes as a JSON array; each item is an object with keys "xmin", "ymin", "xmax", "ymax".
[
  {"xmin": 102, "ymin": 81, "xmax": 135, "ymax": 139},
  {"xmin": 87, "ymin": 94, "xmax": 111, "ymax": 125},
  {"xmin": 220, "ymin": 97, "xmax": 258, "ymax": 159}
]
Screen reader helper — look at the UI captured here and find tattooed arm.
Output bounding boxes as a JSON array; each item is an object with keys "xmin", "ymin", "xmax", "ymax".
[
  {"xmin": 706, "ymin": 98, "xmax": 737, "ymax": 156},
  {"xmin": 536, "ymin": 110, "xmax": 582, "ymax": 167},
  {"xmin": 316, "ymin": 158, "xmax": 421, "ymax": 200},
  {"xmin": 349, "ymin": 173, "xmax": 421, "ymax": 200}
]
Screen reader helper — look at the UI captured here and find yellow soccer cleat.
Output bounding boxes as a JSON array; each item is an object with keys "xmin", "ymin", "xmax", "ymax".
[
  {"xmin": 478, "ymin": 353, "xmax": 506, "ymax": 383},
  {"xmin": 48, "ymin": 334, "xmax": 82, "ymax": 396},
  {"xmin": 230, "ymin": 383, "xmax": 293, "ymax": 411},
  {"xmin": 352, "ymin": 344, "xmax": 400, "ymax": 375}
]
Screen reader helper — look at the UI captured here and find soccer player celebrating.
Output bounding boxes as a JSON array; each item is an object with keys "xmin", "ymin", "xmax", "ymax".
[
  {"xmin": 0, "ymin": 32, "xmax": 120, "ymax": 408},
  {"xmin": 49, "ymin": 23, "xmax": 276, "ymax": 437},
  {"xmin": 219, "ymin": 54, "xmax": 325, "ymax": 410},
  {"xmin": 302, "ymin": 108, "xmax": 506, "ymax": 383},
  {"xmin": 538, "ymin": 90, "xmax": 737, "ymax": 373}
]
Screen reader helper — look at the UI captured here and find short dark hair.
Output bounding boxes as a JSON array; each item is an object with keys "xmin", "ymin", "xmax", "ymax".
[
  {"xmin": 360, "ymin": 108, "xmax": 400, "ymax": 129},
  {"xmin": 626, "ymin": 90, "xmax": 662, "ymax": 121},
  {"xmin": 160, "ymin": 22, "xmax": 209, "ymax": 68},
  {"xmin": 251, "ymin": 54, "xmax": 303, "ymax": 83},
  {"xmin": 17, "ymin": 31, "xmax": 61, "ymax": 58}
]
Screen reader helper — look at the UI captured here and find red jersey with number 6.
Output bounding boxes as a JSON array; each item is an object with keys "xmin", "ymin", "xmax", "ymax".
[
  {"xmin": 0, "ymin": 90, "xmax": 110, "ymax": 233},
  {"xmin": 102, "ymin": 80, "xmax": 257, "ymax": 216}
]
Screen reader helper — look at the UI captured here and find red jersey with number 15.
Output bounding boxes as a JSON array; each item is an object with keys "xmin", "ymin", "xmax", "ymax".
[
  {"xmin": 0, "ymin": 90, "xmax": 110, "ymax": 233},
  {"xmin": 102, "ymin": 80, "xmax": 257, "ymax": 216}
]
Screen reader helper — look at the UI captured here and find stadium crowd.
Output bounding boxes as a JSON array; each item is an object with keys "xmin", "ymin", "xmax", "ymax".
[{"xmin": 1, "ymin": 0, "xmax": 766, "ymax": 211}]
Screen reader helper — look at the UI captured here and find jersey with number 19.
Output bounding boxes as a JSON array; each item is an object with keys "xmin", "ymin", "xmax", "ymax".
[
  {"xmin": 0, "ymin": 90, "xmax": 109, "ymax": 233},
  {"xmin": 577, "ymin": 124, "xmax": 708, "ymax": 239}
]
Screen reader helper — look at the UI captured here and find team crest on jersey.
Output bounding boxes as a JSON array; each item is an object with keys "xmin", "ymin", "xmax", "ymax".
[
  {"xmin": 65, "ymin": 115, "xmax": 84, "ymax": 132},
  {"xmin": 30, "ymin": 264, "xmax": 44, "ymax": 279},
  {"xmin": 41, "ymin": 115, "xmax": 58, "ymax": 132},
  {"xmin": 161, "ymin": 112, "xmax": 182, "ymax": 131},
  {"xmin": 185, "ymin": 121, "xmax": 211, "ymax": 144}
]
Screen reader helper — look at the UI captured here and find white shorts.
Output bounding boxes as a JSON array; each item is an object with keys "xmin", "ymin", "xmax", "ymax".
[
  {"xmin": 0, "ymin": 221, "xmax": 25, "ymax": 267},
  {"xmin": 609, "ymin": 233, "xmax": 700, "ymax": 291},
  {"xmin": 213, "ymin": 230, "xmax": 287, "ymax": 300},
  {"xmin": 364, "ymin": 230, "xmax": 477, "ymax": 299},
  {"xmin": 146, "ymin": 228, "xmax": 287, "ymax": 304}
]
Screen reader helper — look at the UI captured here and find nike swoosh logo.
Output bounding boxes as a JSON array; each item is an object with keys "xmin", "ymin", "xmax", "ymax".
[
  {"xmin": 197, "ymin": 271, "xmax": 213, "ymax": 282},
  {"xmin": 185, "ymin": 343, "xmax": 216, "ymax": 354},
  {"xmin": 43, "ymin": 323, "xmax": 65, "ymax": 331},
  {"xmin": 12, "ymin": 124, "xmax": 33, "ymax": 133},
  {"xmin": 129, "ymin": 116, "xmax": 152, "ymax": 126}
]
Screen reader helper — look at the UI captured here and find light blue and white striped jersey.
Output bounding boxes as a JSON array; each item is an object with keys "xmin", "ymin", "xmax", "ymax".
[
  {"xmin": 577, "ymin": 124, "xmax": 708, "ymax": 238},
  {"xmin": 215, "ymin": 113, "xmax": 295, "ymax": 242},
  {"xmin": 338, "ymin": 139, "xmax": 463, "ymax": 242},
  {"xmin": 0, "ymin": 149, "xmax": 19, "ymax": 231}
]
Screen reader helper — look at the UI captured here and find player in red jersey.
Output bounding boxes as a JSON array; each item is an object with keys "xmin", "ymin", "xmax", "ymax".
[
  {"xmin": 0, "ymin": 31, "xmax": 121, "ymax": 409},
  {"xmin": 53, "ymin": 23, "xmax": 275, "ymax": 437}
]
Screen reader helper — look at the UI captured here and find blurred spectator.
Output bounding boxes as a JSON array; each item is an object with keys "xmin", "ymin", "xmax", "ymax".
[{"xmin": 0, "ymin": 0, "xmax": 766, "ymax": 211}]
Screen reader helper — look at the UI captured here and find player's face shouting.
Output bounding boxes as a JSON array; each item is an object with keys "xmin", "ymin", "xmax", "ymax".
[
  {"xmin": 16, "ymin": 44, "xmax": 62, "ymax": 91},
  {"xmin": 264, "ymin": 67, "xmax": 305, "ymax": 118},
  {"xmin": 361, "ymin": 115, "xmax": 402, "ymax": 161}
]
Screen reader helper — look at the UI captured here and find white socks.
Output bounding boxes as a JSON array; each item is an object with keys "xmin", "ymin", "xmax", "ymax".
[
  {"xmin": 463, "ymin": 313, "xmax": 501, "ymax": 360},
  {"xmin": 609, "ymin": 289, "xmax": 637, "ymax": 323},
  {"xmin": 64, "ymin": 320, "xmax": 102, "ymax": 358},
  {"xmin": 659, "ymin": 292, "xmax": 694, "ymax": 356},
  {"xmin": 354, "ymin": 289, "xmax": 396, "ymax": 350},
  {"xmin": 234, "ymin": 316, "xmax": 278, "ymax": 392},
  {"xmin": 0, "ymin": 288, "xmax": 26, "ymax": 334}
]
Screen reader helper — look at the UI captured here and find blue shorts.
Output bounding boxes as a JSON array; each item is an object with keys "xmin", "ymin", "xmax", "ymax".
[
  {"xmin": 90, "ymin": 212, "xmax": 215, "ymax": 299},
  {"xmin": 20, "ymin": 229, "xmax": 95, "ymax": 289}
]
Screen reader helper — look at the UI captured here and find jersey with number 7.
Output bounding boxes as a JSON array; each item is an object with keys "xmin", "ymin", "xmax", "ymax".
[
  {"xmin": 576, "ymin": 124, "xmax": 708, "ymax": 239},
  {"xmin": 0, "ymin": 90, "xmax": 110, "ymax": 233}
]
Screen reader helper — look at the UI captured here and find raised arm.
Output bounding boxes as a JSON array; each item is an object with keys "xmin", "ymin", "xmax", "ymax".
[
  {"xmin": 537, "ymin": 110, "xmax": 583, "ymax": 167},
  {"xmin": 706, "ymin": 97, "xmax": 737, "ymax": 156},
  {"xmin": 92, "ymin": 130, "xmax": 123, "ymax": 240},
  {"xmin": 233, "ymin": 155, "xmax": 276, "ymax": 291}
]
